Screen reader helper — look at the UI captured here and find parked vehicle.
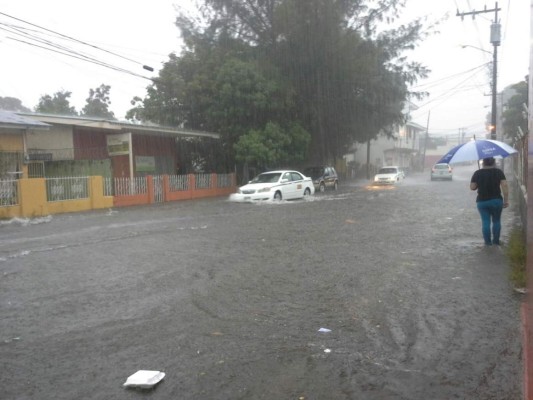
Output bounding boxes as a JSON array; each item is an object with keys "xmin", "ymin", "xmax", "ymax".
[
  {"xmin": 303, "ymin": 166, "xmax": 338, "ymax": 192},
  {"xmin": 430, "ymin": 163, "xmax": 453, "ymax": 181},
  {"xmin": 373, "ymin": 166, "xmax": 403, "ymax": 185},
  {"xmin": 229, "ymin": 170, "xmax": 315, "ymax": 202}
]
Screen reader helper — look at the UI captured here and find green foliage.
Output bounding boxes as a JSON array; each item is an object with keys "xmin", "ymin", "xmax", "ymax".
[
  {"xmin": 0, "ymin": 97, "xmax": 31, "ymax": 112},
  {"xmin": 208, "ymin": 58, "xmax": 293, "ymax": 144},
  {"xmin": 81, "ymin": 84, "xmax": 115, "ymax": 119},
  {"xmin": 269, "ymin": 0, "xmax": 429, "ymax": 160},
  {"xmin": 234, "ymin": 121, "xmax": 310, "ymax": 169},
  {"xmin": 505, "ymin": 227, "xmax": 526, "ymax": 288},
  {"xmin": 35, "ymin": 91, "xmax": 77, "ymax": 115},
  {"xmin": 126, "ymin": 53, "xmax": 190, "ymax": 126},
  {"xmin": 502, "ymin": 80, "xmax": 528, "ymax": 142}
]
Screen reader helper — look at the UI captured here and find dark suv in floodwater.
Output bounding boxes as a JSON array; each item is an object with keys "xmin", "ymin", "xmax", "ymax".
[{"xmin": 303, "ymin": 166, "xmax": 339, "ymax": 192}]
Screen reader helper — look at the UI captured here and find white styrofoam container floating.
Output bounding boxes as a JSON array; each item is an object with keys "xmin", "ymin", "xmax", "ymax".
[{"xmin": 123, "ymin": 370, "xmax": 165, "ymax": 389}]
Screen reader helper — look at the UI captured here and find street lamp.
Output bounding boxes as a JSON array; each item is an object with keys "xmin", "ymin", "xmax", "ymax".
[
  {"xmin": 460, "ymin": 44, "xmax": 492, "ymax": 55},
  {"xmin": 461, "ymin": 40, "xmax": 499, "ymax": 140}
]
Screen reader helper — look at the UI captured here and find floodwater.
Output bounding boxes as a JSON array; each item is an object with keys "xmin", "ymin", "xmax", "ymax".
[{"xmin": 0, "ymin": 165, "xmax": 522, "ymax": 399}]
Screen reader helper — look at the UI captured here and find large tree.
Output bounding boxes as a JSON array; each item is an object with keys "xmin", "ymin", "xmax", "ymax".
[
  {"xmin": 127, "ymin": 36, "xmax": 302, "ymax": 168},
  {"xmin": 81, "ymin": 84, "xmax": 115, "ymax": 119},
  {"xmin": 179, "ymin": 0, "xmax": 429, "ymax": 162},
  {"xmin": 35, "ymin": 90, "xmax": 77, "ymax": 115},
  {"xmin": 129, "ymin": 0, "xmax": 429, "ymax": 167}
]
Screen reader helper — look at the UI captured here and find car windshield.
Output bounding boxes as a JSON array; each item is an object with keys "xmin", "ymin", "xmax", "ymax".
[
  {"xmin": 434, "ymin": 164, "xmax": 449, "ymax": 169},
  {"xmin": 378, "ymin": 168, "xmax": 397, "ymax": 174},
  {"xmin": 250, "ymin": 173, "xmax": 281, "ymax": 183}
]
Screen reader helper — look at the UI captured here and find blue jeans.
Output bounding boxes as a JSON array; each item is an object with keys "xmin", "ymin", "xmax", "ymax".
[{"xmin": 476, "ymin": 198, "xmax": 503, "ymax": 245}]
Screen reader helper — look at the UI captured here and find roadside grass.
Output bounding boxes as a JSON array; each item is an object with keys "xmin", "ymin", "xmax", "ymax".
[{"xmin": 505, "ymin": 227, "xmax": 526, "ymax": 289}]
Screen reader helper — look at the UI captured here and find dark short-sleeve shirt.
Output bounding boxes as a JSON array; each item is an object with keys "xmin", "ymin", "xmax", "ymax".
[{"xmin": 471, "ymin": 168, "xmax": 506, "ymax": 202}]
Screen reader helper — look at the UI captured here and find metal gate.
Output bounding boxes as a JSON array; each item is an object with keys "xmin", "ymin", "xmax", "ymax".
[
  {"xmin": 153, "ymin": 175, "xmax": 164, "ymax": 203},
  {"xmin": 28, "ymin": 162, "xmax": 45, "ymax": 178}
]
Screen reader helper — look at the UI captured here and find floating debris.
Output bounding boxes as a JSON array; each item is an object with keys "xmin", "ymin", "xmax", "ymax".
[{"xmin": 123, "ymin": 370, "xmax": 165, "ymax": 389}]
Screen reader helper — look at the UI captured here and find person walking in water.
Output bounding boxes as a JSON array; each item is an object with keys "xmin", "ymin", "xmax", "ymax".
[{"xmin": 470, "ymin": 157, "xmax": 509, "ymax": 245}]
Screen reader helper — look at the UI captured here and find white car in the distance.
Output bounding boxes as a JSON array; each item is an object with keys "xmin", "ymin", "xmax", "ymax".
[
  {"xmin": 373, "ymin": 166, "xmax": 404, "ymax": 185},
  {"xmin": 230, "ymin": 170, "xmax": 315, "ymax": 202},
  {"xmin": 430, "ymin": 163, "xmax": 453, "ymax": 181}
]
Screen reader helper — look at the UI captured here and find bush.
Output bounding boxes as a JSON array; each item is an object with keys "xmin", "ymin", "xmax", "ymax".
[{"xmin": 505, "ymin": 227, "xmax": 526, "ymax": 288}]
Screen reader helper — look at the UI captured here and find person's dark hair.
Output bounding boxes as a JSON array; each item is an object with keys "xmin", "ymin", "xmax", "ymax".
[{"xmin": 483, "ymin": 157, "xmax": 495, "ymax": 166}]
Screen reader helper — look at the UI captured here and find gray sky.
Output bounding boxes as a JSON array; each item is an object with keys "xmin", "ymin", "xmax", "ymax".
[{"xmin": 0, "ymin": 0, "xmax": 529, "ymax": 140}]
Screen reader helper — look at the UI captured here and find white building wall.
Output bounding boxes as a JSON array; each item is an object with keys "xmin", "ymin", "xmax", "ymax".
[
  {"xmin": 348, "ymin": 135, "xmax": 397, "ymax": 168},
  {"xmin": 26, "ymin": 125, "xmax": 74, "ymax": 160}
]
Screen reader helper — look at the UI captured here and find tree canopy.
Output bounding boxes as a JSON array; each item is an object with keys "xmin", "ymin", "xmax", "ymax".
[
  {"xmin": 0, "ymin": 97, "xmax": 31, "ymax": 112},
  {"xmin": 35, "ymin": 90, "xmax": 78, "ymax": 115},
  {"xmin": 81, "ymin": 84, "xmax": 116, "ymax": 119},
  {"xmin": 128, "ymin": 0, "xmax": 430, "ymax": 169}
]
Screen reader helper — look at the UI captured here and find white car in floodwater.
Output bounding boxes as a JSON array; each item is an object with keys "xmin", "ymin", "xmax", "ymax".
[
  {"xmin": 230, "ymin": 170, "xmax": 315, "ymax": 202},
  {"xmin": 373, "ymin": 166, "xmax": 404, "ymax": 185}
]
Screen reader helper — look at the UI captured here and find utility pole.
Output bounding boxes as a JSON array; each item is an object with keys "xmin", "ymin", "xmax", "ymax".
[
  {"xmin": 457, "ymin": 2, "xmax": 501, "ymax": 140},
  {"xmin": 458, "ymin": 127, "xmax": 466, "ymax": 145},
  {"xmin": 422, "ymin": 111, "xmax": 430, "ymax": 171}
]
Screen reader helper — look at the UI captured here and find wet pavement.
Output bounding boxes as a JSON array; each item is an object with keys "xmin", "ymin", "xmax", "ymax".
[{"xmin": 0, "ymin": 165, "xmax": 523, "ymax": 399}]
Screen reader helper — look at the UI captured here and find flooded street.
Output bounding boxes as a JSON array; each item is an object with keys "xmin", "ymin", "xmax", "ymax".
[{"xmin": 0, "ymin": 165, "xmax": 522, "ymax": 399}]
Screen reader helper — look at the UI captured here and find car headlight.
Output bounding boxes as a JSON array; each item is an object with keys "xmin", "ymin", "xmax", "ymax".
[{"xmin": 257, "ymin": 187, "xmax": 271, "ymax": 193}]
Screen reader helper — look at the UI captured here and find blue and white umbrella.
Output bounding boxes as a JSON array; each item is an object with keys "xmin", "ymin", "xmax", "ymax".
[{"xmin": 437, "ymin": 139, "xmax": 518, "ymax": 164}]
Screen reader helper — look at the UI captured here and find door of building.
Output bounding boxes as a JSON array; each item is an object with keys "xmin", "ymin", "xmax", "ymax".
[{"xmin": 111, "ymin": 155, "xmax": 130, "ymax": 179}]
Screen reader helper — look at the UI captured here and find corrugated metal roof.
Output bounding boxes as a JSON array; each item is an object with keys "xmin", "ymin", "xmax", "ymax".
[
  {"xmin": 16, "ymin": 112, "xmax": 219, "ymax": 139},
  {"xmin": 0, "ymin": 109, "xmax": 50, "ymax": 129}
]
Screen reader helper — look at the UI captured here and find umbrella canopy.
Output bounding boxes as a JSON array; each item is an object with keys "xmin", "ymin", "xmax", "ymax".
[{"xmin": 437, "ymin": 139, "xmax": 518, "ymax": 164}]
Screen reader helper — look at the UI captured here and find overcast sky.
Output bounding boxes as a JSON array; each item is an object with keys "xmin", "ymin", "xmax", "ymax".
[{"xmin": 0, "ymin": 0, "xmax": 529, "ymax": 140}]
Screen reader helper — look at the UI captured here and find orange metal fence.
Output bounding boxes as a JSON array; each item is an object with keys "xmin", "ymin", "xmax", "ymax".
[{"xmin": 0, "ymin": 173, "xmax": 236, "ymax": 219}]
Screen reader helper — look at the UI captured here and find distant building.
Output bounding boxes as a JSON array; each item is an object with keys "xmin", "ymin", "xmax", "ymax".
[{"xmin": 344, "ymin": 102, "xmax": 426, "ymax": 178}]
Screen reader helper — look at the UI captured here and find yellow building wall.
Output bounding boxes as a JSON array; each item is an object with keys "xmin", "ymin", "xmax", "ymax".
[
  {"xmin": 19, "ymin": 178, "xmax": 48, "ymax": 217},
  {"xmin": 0, "ymin": 132, "xmax": 24, "ymax": 151},
  {"xmin": 0, "ymin": 205, "xmax": 21, "ymax": 219},
  {"xmin": 0, "ymin": 177, "xmax": 113, "ymax": 219}
]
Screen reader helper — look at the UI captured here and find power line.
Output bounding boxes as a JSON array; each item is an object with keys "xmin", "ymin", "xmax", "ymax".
[
  {"xmin": 456, "ymin": 2, "xmax": 501, "ymax": 140},
  {"xmin": 411, "ymin": 67, "xmax": 490, "ymax": 119},
  {"xmin": 0, "ymin": 11, "xmax": 154, "ymax": 72},
  {"xmin": 411, "ymin": 62, "xmax": 491, "ymax": 90},
  {"xmin": 6, "ymin": 36, "xmax": 153, "ymax": 81}
]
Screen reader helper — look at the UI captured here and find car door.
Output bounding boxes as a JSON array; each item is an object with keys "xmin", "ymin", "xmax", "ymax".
[
  {"xmin": 394, "ymin": 168, "xmax": 401, "ymax": 181},
  {"xmin": 280, "ymin": 171, "xmax": 295, "ymax": 199},
  {"xmin": 326, "ymin": 167, "xmax": 337, "ymax": 188},
  {"xmin": 321, "ymin": 167, "xmax": 330, "ymax": 188},
  {"xmin": 290, "ymin": 172, "xmax": 305, "ymax": 198}
]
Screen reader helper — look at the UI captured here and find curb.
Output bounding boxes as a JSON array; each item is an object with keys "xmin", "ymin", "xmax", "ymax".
[{"xmin": 523, "ymin": 302, "xmax": 533, "ymax": 400}]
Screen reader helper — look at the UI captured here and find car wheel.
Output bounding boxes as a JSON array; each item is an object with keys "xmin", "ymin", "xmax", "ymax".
[
  {"xmin": 319, "ymin": 182, "xmax": 326, "ymax": 193},
  {"xmin": 274, "ymin": 191, "xmax": 282, "ymax": 201},
  {"xmin": 303, "ymin": 188, "xmax": 311, "ymax": 197},
  {"xmin": 333, "ymin": 181, "xmax": 338, "ymax": 190}
]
